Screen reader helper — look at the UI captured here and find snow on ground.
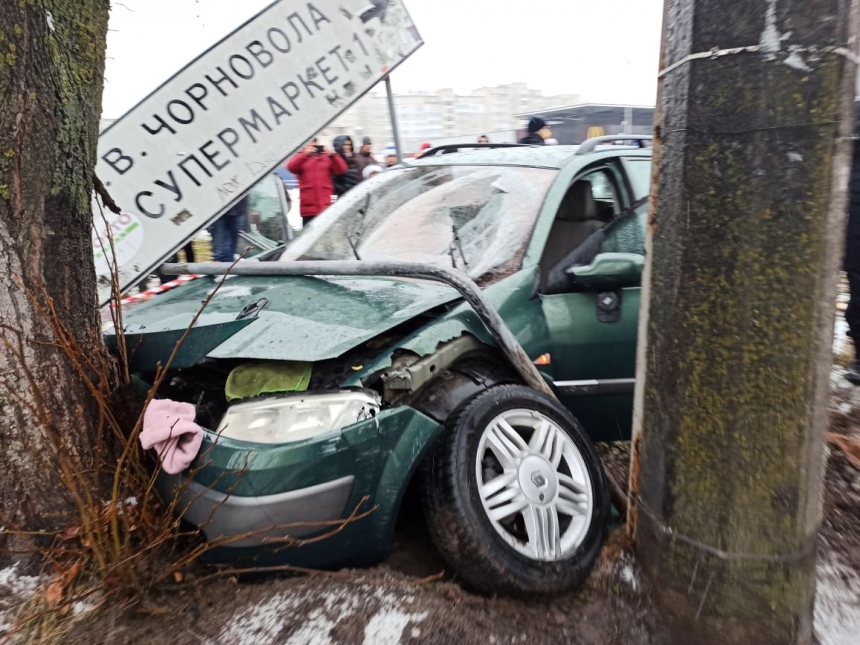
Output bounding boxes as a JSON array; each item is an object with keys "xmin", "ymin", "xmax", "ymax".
[
  {"xmin": 213, "ymin": 591, "xmax": 299, "ymax": 645},
  {"xmin": 362, "ymin": 607, "xmax": 428, "ymax": 645},
  {"xmin": 815, "ymin": 554, "xmax": 860, "ymax": 645},
  {"xmin": 834, "ymin": 317, "xmax": 850, "ymax": 358},
  {"xmin": 0, "ymin": 565, "xmax": 41, "ymax": 635},
  {"xmin": 213, "ymin": 584, "xmax": 427, "ymax": 645},
  {"xmin": 620, "ymin": 564, "xmax": 640, "ymax": 593}
]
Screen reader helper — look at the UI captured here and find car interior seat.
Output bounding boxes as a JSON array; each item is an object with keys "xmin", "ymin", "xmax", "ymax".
[{"xmin": 540, "ymin": 180, "xmax": 610, "ymax": 286}]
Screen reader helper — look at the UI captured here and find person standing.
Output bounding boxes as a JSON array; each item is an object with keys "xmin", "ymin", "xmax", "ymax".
[
  {"xmin": 844, "ymin": 102, "xmax": 860, "ymax": 384},
  {"xmin": 332, "ymin": 135, "xmax": 361, "ymax": 197},
  {"xmin": 287, "ymin": 138, "xmax": 348, "ymax": 227},
  {"xmin": 354, "ymin": 136, "xmax": 375, "ymax": 179},
  {"xmin": 382, "ymin": 145, "xmax": 399, "ymax": 168},
  {"xmin": 208, "ymin": 195, "xmax": 248, "ymax": 262},
  {"xmin": 478, "ymin": 135, "xmax": 490, "ymax": 144},
  {"xmin": 519, "ymin": 116, "xmax": 551, "ymax": 145}
]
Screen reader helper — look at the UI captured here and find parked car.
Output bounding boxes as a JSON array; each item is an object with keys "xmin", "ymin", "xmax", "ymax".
[{"xmin": 107, "ymin": 136, "xmax": 653, "ymax": 597}]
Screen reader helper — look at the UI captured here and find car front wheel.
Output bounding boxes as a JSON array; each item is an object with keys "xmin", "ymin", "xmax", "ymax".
[{"xmin": 422, "ymin": 384, "xmax": 609, "ymax": 597}]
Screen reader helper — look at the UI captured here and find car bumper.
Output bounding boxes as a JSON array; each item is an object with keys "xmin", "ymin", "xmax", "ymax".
[
  {"xmin": 155, "ymin": 406, "xmax": 444, "ymax": 568},
  {"xmin": 157, "ymin": 473, "xmax": 355, "ymax": 548}
]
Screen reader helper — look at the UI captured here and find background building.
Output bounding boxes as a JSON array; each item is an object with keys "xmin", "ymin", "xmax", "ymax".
[
  {"xmin": 320, "ymin": 83, "xmax": 579, "ymax": 153},
  {"xmin": 516, "ymin": 104, "xmax": 655, "ymax": 145}
]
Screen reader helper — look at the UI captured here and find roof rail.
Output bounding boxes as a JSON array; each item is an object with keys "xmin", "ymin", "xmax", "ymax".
[
  {"xmin": 576, "ymin": 135, "xmax": 653, "ymax": 155},
  {"xmin": 420, "ymin": 143, "xmax": 531, "ymax": 157}
]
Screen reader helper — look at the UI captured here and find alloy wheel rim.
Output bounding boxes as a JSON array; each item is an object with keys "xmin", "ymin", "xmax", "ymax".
[{"xmin": 475, "ymin": 409, "xmax": 594, "ymax": 562}]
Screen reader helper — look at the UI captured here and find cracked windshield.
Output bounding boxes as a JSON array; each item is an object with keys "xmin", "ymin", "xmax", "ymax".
[{"xmin": 281, "ymin": 165, "xmax": 557, "ymax": 282}]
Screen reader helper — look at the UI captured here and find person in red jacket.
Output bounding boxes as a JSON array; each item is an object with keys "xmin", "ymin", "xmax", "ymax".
[{"xmin": 286, "ymin": 138, "xmax": 348, "ymax": 227}]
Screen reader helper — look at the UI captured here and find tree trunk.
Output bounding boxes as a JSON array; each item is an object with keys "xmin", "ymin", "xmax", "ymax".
[
  {"xmin": 0, "ymin": 1, "xmax": 110, "ymax": 546},
  {"xmin": 630, "ymin": 1, "xmax": 858, "ymax": 643}
]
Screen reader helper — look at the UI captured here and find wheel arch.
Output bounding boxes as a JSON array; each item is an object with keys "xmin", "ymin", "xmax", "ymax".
[
  {"xmin": 407, "ymin": 357, "xmax": 522, "ymax": 424},
  {"xmin": 382, "ymin": 353, "xmax": 524, "ymax": 545}
]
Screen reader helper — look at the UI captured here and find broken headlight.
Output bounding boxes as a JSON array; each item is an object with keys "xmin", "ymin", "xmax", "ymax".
[{"xmin": 213, "ymin": 391, "xmax": 380, "ymax": 445}]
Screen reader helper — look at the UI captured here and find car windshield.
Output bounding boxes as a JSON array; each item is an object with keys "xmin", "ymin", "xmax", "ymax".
[{"xmin": 281, "ymin": 165, "xmax": 558, "ymax": 284}]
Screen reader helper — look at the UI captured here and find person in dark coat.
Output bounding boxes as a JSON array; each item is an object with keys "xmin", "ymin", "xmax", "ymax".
[
  {"xmin": 287, "ymin": 138, "xmax": 348, "ymax": 226},
  {"xmin": 355, "ymin": 136, "xmax": 375, "ymax": 179},
  {"xmin": 844, "ymin": 101, "xmax": 860, "ymax": 384},
  {"xmin": 332, "ymin": 135, "xmax": 361, "ymax": 196},
  {"xmin": 519, "ymin": 116, "xmax": 550, "ymax": 145}
]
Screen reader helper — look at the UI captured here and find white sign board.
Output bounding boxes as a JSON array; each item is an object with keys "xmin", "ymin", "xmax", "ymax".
[{"xmin": 94, "ymin": 0, "xmax": 422, "ymax": 305}]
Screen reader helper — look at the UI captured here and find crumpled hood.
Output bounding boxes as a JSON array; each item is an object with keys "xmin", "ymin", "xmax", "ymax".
[{"xmin": 107, "ymin": 274, "xmax": 460, "ymax": 370}]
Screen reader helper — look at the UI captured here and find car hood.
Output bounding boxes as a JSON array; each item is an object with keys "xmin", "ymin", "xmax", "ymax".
[{"xmin": 106, "ymin": 274, "xmax": 460, "ymax": 370}]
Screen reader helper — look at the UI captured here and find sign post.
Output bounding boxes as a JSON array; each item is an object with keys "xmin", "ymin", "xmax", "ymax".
[{"xmin": 384, "ymin": 75, "xmax": 404, "ymax": 163}]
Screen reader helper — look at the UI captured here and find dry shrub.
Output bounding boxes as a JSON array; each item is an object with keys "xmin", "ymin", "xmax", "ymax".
[{"xmin": 0, "ymin": 206, "xmax": 375, "ymax": 641}]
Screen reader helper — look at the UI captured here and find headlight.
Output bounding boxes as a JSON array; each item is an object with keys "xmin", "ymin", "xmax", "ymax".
[{"xmin": 213, "ymin": 391, "xmax": 381, "ymax": 445}]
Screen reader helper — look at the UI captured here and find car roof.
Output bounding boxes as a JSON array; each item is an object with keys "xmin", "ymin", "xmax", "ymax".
[{"xmin": 405, "ymin": 144, "xmax": 651, "ymax": 170}]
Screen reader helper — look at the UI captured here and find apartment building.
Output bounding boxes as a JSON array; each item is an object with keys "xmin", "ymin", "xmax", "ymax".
[{"xmin": 320, "ymin": 83, "xmax": 579, "ymax": 153}]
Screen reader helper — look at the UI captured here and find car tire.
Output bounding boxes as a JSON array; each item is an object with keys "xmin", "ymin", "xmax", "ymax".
[{"xmin": 422, "ymin": 384, "xmax": 609, "ymax": 597}]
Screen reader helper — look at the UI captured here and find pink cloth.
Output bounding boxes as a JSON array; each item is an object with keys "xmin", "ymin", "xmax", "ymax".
[{"xmin": 140, "ymin": 399, "xmax": 204, "ymax": 475}]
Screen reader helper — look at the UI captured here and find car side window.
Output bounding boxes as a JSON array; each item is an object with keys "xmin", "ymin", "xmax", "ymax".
[
  {"xmin": 599, "ymin": 204, "xmax": 647, "ymax": 257},
  {"xmin": 622, "ymin": 158, "xmax": 652, "ymax": 201},
  {"xmin": 598, "ymin": 158, "xmax": 651, "ymax": 257},
  {"xmin": 246, "ymin": 175, "xmax": 288, "ymax": 244},
  {"xmin": 584, "ymin": 170, "xmax": 620, "ymax": 218}
]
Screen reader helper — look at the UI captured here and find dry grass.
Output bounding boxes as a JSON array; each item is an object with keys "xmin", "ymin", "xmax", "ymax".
[{"xmin": 0, "ymin": 207, "xmax": 373, "ymax": 642}]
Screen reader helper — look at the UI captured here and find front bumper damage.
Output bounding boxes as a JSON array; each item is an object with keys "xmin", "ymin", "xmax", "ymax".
[
  {"xmin": 157, "ymin": 474, "xmax": 355, "ymax": 548},
  {"xmin": 159, "ymin": 406, "xmax": 443, "ymax": 569}
]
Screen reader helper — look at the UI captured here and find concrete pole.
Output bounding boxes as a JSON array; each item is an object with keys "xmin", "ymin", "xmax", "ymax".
[{"xmin": 629, "ymin": 1, "xmax": 858, "ymax": 643}]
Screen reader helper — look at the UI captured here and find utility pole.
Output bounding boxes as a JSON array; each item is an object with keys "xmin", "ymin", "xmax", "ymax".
[{"xmin": 629, "ymin": 1, "xmax": 858, "ymax": 643}]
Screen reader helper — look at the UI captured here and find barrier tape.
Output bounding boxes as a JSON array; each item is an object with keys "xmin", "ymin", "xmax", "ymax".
[{"xmin": 114, "ymin": 274, "xmax": 201, "ymax": 307}]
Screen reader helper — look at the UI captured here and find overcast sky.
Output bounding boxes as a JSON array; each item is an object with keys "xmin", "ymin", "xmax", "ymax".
[{"xmin": 102, "ymin": 0, "xmax": 665, "ymax": 118}]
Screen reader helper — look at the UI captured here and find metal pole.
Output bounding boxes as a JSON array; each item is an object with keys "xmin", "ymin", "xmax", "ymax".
[
  {"xmin": 384, "ymin": 75, "xmax": 403, "ymax": 163},
  {"xmin": 161, "ymin": 260, "xmax": 554, "ymax": 398}
]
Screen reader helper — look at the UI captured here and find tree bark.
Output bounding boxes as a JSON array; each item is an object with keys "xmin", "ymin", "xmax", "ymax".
[
  {"xmin": 0, "ymin": 1, "xmax": 110, "ymax": 547},
  {"xmin": 630, "ymin": 1, "xmax": 858, "ymax": 643}
]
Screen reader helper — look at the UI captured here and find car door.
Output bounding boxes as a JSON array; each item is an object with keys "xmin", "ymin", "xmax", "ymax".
[
  {"xmin": 239, "ymin": 174, "xmax": 294, "ymax": 257},
  {"xmin": 538, "ymin": 157, "xmax": 649, "ymax": 442}
]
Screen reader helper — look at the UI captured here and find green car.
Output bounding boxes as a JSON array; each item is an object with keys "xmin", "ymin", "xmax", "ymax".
[{"xmin": 109, "ymin": 137, "xmax": 653, "ymax": 597}]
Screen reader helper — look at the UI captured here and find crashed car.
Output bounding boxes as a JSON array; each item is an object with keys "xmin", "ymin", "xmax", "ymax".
[{"xmin": 107, "ymin": 137, "xmax": 653, "ymax": 597}]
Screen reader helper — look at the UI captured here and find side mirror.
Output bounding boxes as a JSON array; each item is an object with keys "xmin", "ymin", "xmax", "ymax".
[{"xmin": 566, "ymin": 252, "xmax": 644, "ymax": 288}]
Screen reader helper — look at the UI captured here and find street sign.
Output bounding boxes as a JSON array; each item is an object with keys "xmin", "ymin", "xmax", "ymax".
[{"xmin": 93, "ymin": 0, "xmax": 422, "ymax": 305}]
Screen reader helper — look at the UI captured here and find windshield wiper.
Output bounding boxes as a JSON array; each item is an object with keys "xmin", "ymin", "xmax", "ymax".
[
  {"xmin": 346, "ymin": 236, "xmax": 362, "ymax": 261},
  {"xmin": 450, "ymin": 224, "xmax": 468, "ymax": 269},
  {"xmin": 346, "ymin": 193, "xmax": 372, "ymax": 261}
]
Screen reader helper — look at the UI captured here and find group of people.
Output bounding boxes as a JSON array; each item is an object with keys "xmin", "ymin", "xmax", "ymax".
[
  {"xmin": 287, "ymin": 135, "xmax": 399, "ymax": 226},
  {"xmin": 285, "ymin": 119, "xmax": 562, "ymax": 227}
]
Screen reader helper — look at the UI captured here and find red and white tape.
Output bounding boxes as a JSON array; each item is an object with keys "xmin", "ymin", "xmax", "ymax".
[{"xmin": 115, "ymin": 274, "xmax": 200, "ymax": 307}]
